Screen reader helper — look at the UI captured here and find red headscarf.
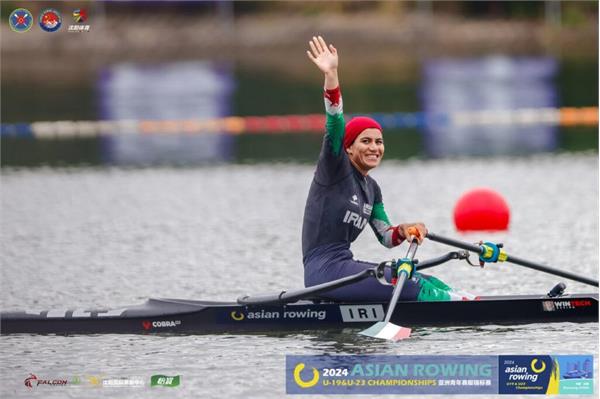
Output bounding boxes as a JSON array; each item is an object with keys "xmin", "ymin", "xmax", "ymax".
[{"xmin": 343, "ymin": 117, "xmax": 382, "ymax": 150}]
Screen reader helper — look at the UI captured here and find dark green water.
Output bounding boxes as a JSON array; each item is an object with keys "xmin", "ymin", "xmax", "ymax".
[{"xmin": 1, "ymin": 59, "xmax": 597, "ymax": 166}]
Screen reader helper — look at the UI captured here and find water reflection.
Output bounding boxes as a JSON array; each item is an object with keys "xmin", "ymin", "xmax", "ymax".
[
  {"xmin": 422, "ymin": 56, "xmax": 558, "ymax": 156},
  {"xmin": 99, "ymin": 61, "xmax": 235, "ymax": 164},
  {"xmin": 1, "ymin": 56, "xmax": 597, "ymax": 167}
]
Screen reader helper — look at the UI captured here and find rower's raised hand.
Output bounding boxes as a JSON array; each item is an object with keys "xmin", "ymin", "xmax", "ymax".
[{"xmin": 307, "ymin": 35, "xmax": 338, "ymax": 75}]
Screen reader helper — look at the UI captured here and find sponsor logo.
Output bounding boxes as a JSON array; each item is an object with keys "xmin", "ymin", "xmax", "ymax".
[
  {"xmin": 9, "ymin": 8, "xmax": 33, "ymax": 33},
  {"xmin": 542, "ymin": 300, "xmax": 592, "ymax": 312},
  {"xmin": 39, "ymin": 9, "xmax": 62, "ymax": 32},
  {"xmin": 24, "ymin": 374, "xmax": 37, "ymax": 389},
  {"xmin": 151, "ymin": 374, "xmax": 181, "ymax": 387},
  {"xmin": 86, "ymin": 375, "xmax": 104, "ymax": 387},
  {"xmin": 102, "ymin": 377, "xmax": 144, "ymax": 387},
  {"xmin": 363, "ymin": 203, "xmax": 373, "ymax": 216},
  {"xmin": 230, "ymin": 308, "xmax": 327, "ymax": 321},
  {"xmin": 343, "ymin": 210, "xmax": 368, "ymax": 229},
  {"xmin": 339, "ymin": 305, "xmax": 384, "ymax": 322},
  {"xmin": 24, "ymin": 373, "xmax": 68, "ymax": 389},
  {"xmin": 293, "ymin": 363, "xmax": 320, "ymax": 388},
  {"xmin": 69, "ymin": 9, "xmax": 90, "ymax": 32},
  {"xmin": 350, "ymin": 195, "xmax": 359, "ymax": 205},
  {"xmin": 142, "ymin": 320, "xmax": 182, "ymax": 330}
]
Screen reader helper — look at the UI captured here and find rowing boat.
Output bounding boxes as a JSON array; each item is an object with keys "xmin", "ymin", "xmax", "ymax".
[
  {"xmin": 1, "ymin": 292, "xmax": 597, "ymax": 335},
  {"xmin": 2, "ymin": 234, "xmax": 598, "ymax": 336}
]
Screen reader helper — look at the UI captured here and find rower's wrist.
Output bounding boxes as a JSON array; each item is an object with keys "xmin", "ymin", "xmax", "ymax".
[
  {"xmin": 324, "ymin": 70, "xmax": 339, "ymax": 90},
  {"xmin": 397, "ymin": 225, "xmax": 407, "ymax": 241}
]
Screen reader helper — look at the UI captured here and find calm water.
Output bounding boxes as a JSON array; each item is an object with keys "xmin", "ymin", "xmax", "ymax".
[{"xmin": 1, "ymin": 153, "xmax": 598, "ymax": 398}]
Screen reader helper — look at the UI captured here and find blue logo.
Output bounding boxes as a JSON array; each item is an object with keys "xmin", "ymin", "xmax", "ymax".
[
  {"xmin": 9, "ymin": 8, "xmax": 33, "ymax": 33},
  {"xmin": 498, "ymin": 355, "xmax": 593, "ymax": 395},
  {"xmin": 286, "ymin": 355, "xmax": 498, "ymax": 394},
  {"xmin": 39, "ymin": 9, "xmax": 62, "ymax": 32}
]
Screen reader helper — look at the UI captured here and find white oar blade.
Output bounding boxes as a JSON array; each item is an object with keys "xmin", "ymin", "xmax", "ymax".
[{"xmin": 359, "ymin": 322, "xmax": 411, "ymax": 341}]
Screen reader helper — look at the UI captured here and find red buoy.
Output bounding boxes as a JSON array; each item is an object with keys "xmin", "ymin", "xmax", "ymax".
[{"xmin": 453, "ymin": 188, "xmax": 510, "ymax": 232}]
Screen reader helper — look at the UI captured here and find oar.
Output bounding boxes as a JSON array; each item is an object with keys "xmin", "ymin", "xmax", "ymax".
[
  {"xmin": 237, "ymin": 267, "xmax": 378, "ymax": 305},
  {"xmin": 426, "ymin": 232, "xmax": 599, "ymax": 287},
  {"xmin": 359, "ymin": 238, "xmax": 419, "ymax": 341},
  {"xmin": 238, "ymin": 250, "xmax": 463, "ymax": 305}
]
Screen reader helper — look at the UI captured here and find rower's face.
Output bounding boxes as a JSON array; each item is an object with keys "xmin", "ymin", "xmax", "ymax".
[{"xmin": 346, "ymin": 128, "xmax": 384, "ymax": 174}]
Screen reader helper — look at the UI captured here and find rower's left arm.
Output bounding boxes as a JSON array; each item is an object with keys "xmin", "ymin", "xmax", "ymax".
[
  {"xmin": 370, "ymin": 201, "xmax": 404, "ymax": 248},
  {"xmin": 369, "ymin": 184, "xmax": 403, "ymax": 248}
]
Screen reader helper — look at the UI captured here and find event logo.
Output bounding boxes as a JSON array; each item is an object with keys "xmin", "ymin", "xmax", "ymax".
[
  {"xmin": 286, "ymin": 355, "xmax": 498, "ymax": 395},
  {"xmin": 9, "ymin": 8, "xmax": 33, "ymax": 33},
  {"xmin": 499, "ymin": 355, "xmax": 558, "ymax": 394},
  {"xmin": 531, "ymin": 359, "xmax": 546, "ymax": 374},
  {"xmin": 293, "ymin": 363, "xmax": 320, "ymax": 388},
  {"xmin": 230, "ymin": 311, "xmax": 245, "ymax": 321},
  {"xmin": 39, "ymin": 9, "xmax": 62, "ymax": 32}
]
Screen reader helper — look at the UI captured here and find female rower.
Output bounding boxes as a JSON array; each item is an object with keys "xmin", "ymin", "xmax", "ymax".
[{"xmin": 302, "ymin": 36, "xmax": 467, "ymax": 302}]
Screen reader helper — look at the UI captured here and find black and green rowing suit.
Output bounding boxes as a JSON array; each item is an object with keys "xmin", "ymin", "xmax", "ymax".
[{"xmin": 302, "ymin": 86, "xmax": 461, "ymax": 302}]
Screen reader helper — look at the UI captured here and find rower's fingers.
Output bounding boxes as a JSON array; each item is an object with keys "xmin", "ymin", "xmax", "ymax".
[
  {"xmin": 329, "ymin": 44, "xmax": 337, "ymax": 55},
  {"xmin": 308, "ymin": 40, "xmax": 319, "ymax": 57},
  {"xmin": 416, "ymin": 224, "xmax": 428, "ymax": 243},
  {"xmin": 401, "ymin": 226, "xmax": 413, "ymax": 242},
  {"xmin": 312, "ymin": 36, "xmax": 324, "ymax": 53},
  {"xmin": 318, "ymin": 36, "xmax": 329, "ymax": 53},
  {"xmin": 306, "ymin": 50, "xmax": 317, "ymax": 63}
]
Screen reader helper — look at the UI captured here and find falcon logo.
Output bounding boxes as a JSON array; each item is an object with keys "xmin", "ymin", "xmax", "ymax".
[{"xmin": 24, "ymin": 374, "xmax": 38, "ymax": 389}]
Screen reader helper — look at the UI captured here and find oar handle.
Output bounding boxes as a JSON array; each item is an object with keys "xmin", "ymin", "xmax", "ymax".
[
  {"xmin": 426, "ymin": 232, "xmax": 599, "ymax": 288},
  {"xmin": 426, "ymin": 232, "xmax": 482, "ymax": 254}
]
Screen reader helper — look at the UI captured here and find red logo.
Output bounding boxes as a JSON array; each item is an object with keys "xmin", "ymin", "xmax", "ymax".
[
  {"xmin": 73, "ymin": 9, "xmax": 87, "ymax": 23},
  {"xmin": 571, "ymin": 300, "xmax": 592, "ymax": 307},
  {"xmin": 142, "ymin": 321, "xmax": 152, "ymax": 330},
  {"xmin": 24, "ymin": 374, "xmax": 38, "ymax": 389},
  {"xmin": 23, "ymin": 374, "xmax": 68, "ymax": 388},
  {"xmin": 39, "ymin": 9, "xmax": 62, "ymax": 32}
]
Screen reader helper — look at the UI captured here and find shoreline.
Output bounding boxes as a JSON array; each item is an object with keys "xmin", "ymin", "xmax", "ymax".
[{"xmin": 2, "ymin": 12, "xmax": 597, "ymax": 84}]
